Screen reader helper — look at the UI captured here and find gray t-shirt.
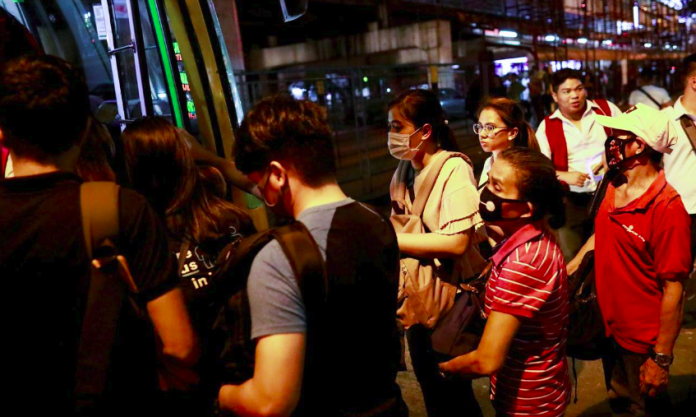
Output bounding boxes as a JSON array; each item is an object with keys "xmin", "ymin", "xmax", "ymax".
[{"xmin": 248, "ymin": 198, "xmax": 371, "ymax": 339}]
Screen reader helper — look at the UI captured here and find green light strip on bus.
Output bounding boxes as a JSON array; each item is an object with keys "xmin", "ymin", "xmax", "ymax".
[{"xmin": 147, "ymin": 0, "xmax": 183, "ymax": 128}]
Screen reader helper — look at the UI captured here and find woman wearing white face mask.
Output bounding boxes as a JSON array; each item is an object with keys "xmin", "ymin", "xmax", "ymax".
[{"xmin": 388, "ymin": 89, "xmax": 487, "ymax": 417}]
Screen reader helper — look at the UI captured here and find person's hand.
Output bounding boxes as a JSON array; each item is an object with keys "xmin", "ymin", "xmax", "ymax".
[
  {"xmin": 640, "ymin": 357, "xmax": 669, "ymax": 397},
  {"xmin": 557, "ymin": 171, "xmax": 590, "ymax": 187}
]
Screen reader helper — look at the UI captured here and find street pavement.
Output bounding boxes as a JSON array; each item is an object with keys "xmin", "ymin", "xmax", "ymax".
[{"xmin": 396, "ymin": 298, "xmax": 696, "ymax": 417}]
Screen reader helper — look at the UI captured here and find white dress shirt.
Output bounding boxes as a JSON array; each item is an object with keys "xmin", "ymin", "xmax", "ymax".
[
  {"xmin": 479, "ymin": 155, "xmax": 493, "ymax": 187},
  {"xmin": 663, "ymin": 96, "xmax": 696, "ymax": 214},
  {"xmin": 629, "ymin": 85, "xmax": 672, "ymax": 110},
  {"xmin": 536, "ymin": 99, "xmax": 622, "ymax": 193}
]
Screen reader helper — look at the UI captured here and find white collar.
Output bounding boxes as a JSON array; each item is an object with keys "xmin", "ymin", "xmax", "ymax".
[
  {"xmin": 671, "ymin": 96, "xmax": 695, "ymax": 121},
  {"xmin": 549, "ymin": 100, "xmax": 600, "ymax": 122}
]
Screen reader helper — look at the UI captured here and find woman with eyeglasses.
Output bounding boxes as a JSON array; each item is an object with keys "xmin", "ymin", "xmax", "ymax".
[
  {"xmin": 475, "ymin": 97, "xmax": 540, "ymax": 187},
  {"xmin": 387, "ymin": 89, "xmax": 487, "ymax": 416}
]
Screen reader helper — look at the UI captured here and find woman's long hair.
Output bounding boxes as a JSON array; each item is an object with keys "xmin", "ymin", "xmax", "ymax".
[
  {"xmin": 122, "ymin": 116, "xmax": 252, "ymax": 244},
  {"xmin": 498, "ymin": 147, "xmax": 566, "ymax": 229},
  {"xmin": 388, "ymin": 89, "xmax": 460, "ymax": 152},
  {"xmin": 477, "ymin": 97, "xmax": 540, "ymax": 152}
]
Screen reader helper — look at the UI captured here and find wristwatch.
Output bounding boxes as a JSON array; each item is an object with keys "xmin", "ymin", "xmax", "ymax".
[{"xmin": 649, "ymin": 347, "xmax": 674, "ymax": 368}]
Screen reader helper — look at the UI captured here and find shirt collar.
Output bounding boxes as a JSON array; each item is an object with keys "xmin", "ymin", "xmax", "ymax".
[
  {"xmin": 548, "ymin": 100, "xmax": 599, "ymax": 121},
  {"xmin": 0, "ymin": 171, "xmax": 81, "ymax": 193},
  {"xmin": 609, "ymin": 170, "xmax": 668, "ymax": 214},
  {"xmin": 491, "ymin": 221, "xmax": 544, "ymax": 266}
]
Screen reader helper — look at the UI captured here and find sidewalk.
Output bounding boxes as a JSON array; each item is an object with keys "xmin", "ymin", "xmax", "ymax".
[{"xmin": 397, "ymin": 315, "xmax": 696, "ymax": 417}]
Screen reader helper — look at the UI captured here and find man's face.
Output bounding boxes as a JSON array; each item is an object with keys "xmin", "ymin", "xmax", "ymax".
[{"xmin": 553, "ymin": 78, "xmax": 587, "ymax": 116}]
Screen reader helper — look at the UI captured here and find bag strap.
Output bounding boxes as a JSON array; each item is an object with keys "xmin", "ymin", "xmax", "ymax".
[
  {"xmin": 637, "ymin": 87, "xmax": 662, "ymax": 108},
  {"xmin": 679, "ymin": 115, "xmax": 696, "ymax": 154},
  {"xmin": 272, "ymin": 221, "xmax": 328, "ymax": 308},
  {"xmin": 545, "ymin": 116, "xmax": 569, "ymax": 172},
  {"xmin": 75, "ymin": 182, "xmax": 124, "ymax": 411},
  {"xmin": 177, "ymin": 241, "xmax": 191, "ymax": 277},
  {"xmin": 410, "ymin": 151, "xmax": 472, "ymax": 217}
]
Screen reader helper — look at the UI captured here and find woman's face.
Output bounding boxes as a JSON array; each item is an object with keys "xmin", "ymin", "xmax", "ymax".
[
  {"xmin": 486, "ymin": 157, "xmax": 522, "ymax": 201},
  {"xmin": 388, "ymin": 106, "xmax": 428, "ymax": 149},
  {"xmin": 477, "ymin": 108, "xmax": 516, "ymax": 155}
]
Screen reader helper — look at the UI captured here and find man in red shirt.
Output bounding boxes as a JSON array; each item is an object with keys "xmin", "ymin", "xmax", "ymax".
[{"xmin": 569, "ymin": 104, "xmax": 691, "ymax": 416}]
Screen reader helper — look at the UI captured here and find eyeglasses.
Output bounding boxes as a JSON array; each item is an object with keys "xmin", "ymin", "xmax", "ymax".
[{"xmin": 473, "ymin": 123, "xmax": 509, "ymax": 135}]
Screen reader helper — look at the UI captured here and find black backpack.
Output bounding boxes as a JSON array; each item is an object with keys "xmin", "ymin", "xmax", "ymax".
[{"xmin": 177, "ymin": 221, "xmax": 325, "ymax": 389}]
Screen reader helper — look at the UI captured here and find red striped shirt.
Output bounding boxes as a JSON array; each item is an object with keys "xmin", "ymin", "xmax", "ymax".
[{"xmin": 485, "ymin": 222, "xmax": 570, "ymax": 417}]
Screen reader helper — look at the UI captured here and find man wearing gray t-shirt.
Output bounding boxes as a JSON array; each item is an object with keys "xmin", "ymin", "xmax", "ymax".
[{"xmin": 218, "ymin": 95, "xmax": 405, "ymax": 417}]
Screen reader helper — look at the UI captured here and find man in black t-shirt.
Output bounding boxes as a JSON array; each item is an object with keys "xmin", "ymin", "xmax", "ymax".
[{"xmin": 0, "ymin": 56, "xmax": 198, "ymax": 415}]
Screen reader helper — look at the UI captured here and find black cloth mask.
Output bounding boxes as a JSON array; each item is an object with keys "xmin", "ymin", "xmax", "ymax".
[{"xmin": 479, "ymin": 187, "xmax": 529, "ymax": 222}]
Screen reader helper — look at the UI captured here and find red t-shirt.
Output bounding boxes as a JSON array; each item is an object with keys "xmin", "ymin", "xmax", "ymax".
[
  {"xmin": 485, "ymin": 222, "xmax": 570, "ymax": 417},
  {"xmin": 595, "ymin": 170, "xmax": 692, "ymax": 354}
]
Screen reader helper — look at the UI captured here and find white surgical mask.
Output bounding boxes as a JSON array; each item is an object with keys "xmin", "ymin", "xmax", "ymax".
[{"xmin": 388, "ymin": 126, "xmax": 424, "ymax": 160}]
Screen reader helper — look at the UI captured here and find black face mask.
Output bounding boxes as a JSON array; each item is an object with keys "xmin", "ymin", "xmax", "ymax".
[
  {"xmin": 479, "ymin": 187, "xmax": 530, "ymax": 222},
  {"xmin": 604, "ymin": 136, "xmax": 640, "ymax": 171}
]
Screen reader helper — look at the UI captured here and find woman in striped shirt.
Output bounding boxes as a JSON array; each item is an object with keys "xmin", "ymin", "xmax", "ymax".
[{"xmin": 439, "ymin": 148, "xmax": 571, "ymax": 417}]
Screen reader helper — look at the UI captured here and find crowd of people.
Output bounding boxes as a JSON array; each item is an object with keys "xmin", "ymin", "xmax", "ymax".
[{"xmin": 0, "ymin": 51, "xmax": 694, "ymax": 417}]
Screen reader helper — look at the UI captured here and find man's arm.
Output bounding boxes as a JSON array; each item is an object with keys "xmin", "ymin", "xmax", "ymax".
[
  {"xmin": 439, "ymin": 311, "xmax": 521, "ymax": 378},
  {"xmin": 640, "ymin": 278, "xmax": 685, "ymax": 397},
  {"xmin": 567, "ymin": 234, "xmax": 595, "ymax": 276},
  {"xmin": 219, "ymin": 333, "xmax": 306, "ymax": 417}
]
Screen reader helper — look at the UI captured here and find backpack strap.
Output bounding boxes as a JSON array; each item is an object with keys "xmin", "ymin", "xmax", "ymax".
[
  {"xmin": 545, "ymin": 116, "xmax": 569, "ymax": 172},
  {"xmin": 1, "ymin": 145, "xmax": 8, "ymax": 179},
  {"xmin": 75, "ymin": 182, "xmax": 124, "ymax": 412},
  {"xmin": 592, "ymin": 99, "xmax": 613, "ymax": 136},
  {"xmin": 272, "ymin": 222, "xmax": 327, "ymax": 307},
  {"xmin": 410, "ymin": 151, "xmax": 472, "ymax": 217},
  {"xmin": 637, "ymin": 87, "xmax": 662, "ymax": 108},
  {"xmin": 679, "ymin": 115, "xmax": 696, "ymax": 155}
]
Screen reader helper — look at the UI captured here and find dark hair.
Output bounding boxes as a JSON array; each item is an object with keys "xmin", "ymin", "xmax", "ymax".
[
  {"xmin": 477, "ymin": 97, "xmax": 541, "ymax": 152},
  {"xmin": 551, "ymin": 69, "xmax": 584, "ymax": 93},
  {"xmin": 0, "ymin": 55, "xmax": 89, "ymax": 156},
  {"xmin": 122, "ymin": 116, "xmax": 252, "ymax": 245},
  {"xmin": 388, "ymin": 89, "xmax": 460, "ymax": 152},
  {"xmin": 682, "ymin": 53, "xmax": 696, "ymax": 83},
  {"xmin": 639, "ymin": 67, "xmax": 656, "ymax": 81},
  {"xmin": 75, "ymin": 117, "xmax": 116, "ymax": 182},
  {"xmin": 498, "ymin": 147, "xmax": 566, "ymax": 229},
  {"xmin": 235, "ymin": 94, "xmax": 336, "ymax": 187}
]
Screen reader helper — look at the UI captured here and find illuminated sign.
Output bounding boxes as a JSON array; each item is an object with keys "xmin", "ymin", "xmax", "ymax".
[{"xmin": 173, "ymin": 42, "xmax": 196, "ymax": 121}]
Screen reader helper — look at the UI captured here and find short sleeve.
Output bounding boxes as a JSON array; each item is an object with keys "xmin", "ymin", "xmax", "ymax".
[
  {"xmin": 120, "ymin": 189, "xmax": 179, "ymax": 302},
  {"xmin": 651, "ymin": 199, "xmax": 692, "ymax": 281},
  {"xmin": 491, "ymin": 245, "xmax": 563, "ymax": 319},
  {"xmin": 437, "ymin": 159, "xmax": 484, "ymax": 235},
  {"xmin": 535, "ymin": 120, "xmax": 552, "ymax": 159},
  {"xmin": 628, "ymin": 91, "xmax": 639, "ymax": 106},
  {"xmin": 658, "ymin": 88, "xmax": 672, "ymax": 105},
  {"xmin": 247, "ymin": 240, "xmax": 307, "ymax": 339}
]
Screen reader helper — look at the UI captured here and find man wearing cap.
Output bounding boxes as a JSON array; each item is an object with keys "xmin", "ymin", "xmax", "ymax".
[{"xmin": 569, "ymin": 104, "xmax": 691, "ymax": 416}]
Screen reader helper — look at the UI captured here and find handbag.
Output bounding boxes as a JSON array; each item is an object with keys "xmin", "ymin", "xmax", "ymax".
[
  {"xmin": 390, "ymin": 151, "xmax": 474, "ymax": 329},
  {"xmin": 431, "ymin": 263, "xmax": 491, "ymax": 358}
]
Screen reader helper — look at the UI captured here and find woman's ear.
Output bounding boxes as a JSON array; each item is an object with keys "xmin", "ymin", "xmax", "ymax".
[
  {"xmin": 507, "ymin": 127, "xmax": 519, "ymax": 142},
  {"xmin": 520, "ymin": 201, "xmax": 535, "ymax": 219},
  {"xmin": 421, "ymin": 123, "xmax": 433, "ymax": 141}
]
